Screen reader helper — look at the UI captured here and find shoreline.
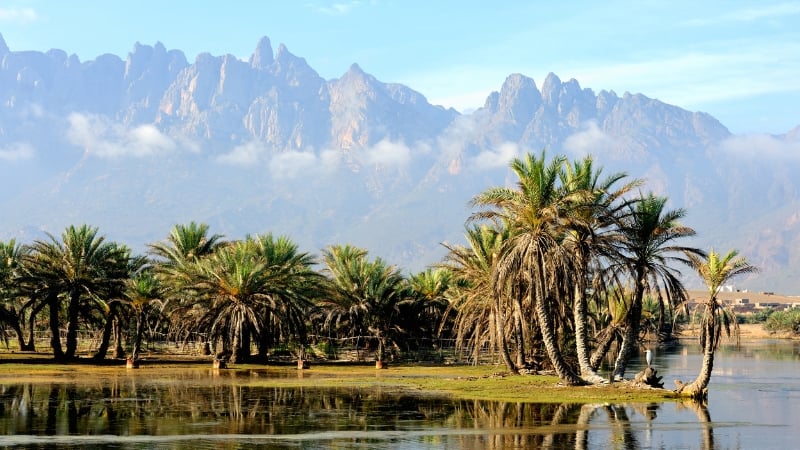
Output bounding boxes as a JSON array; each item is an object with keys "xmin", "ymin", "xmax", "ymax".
[{"xmin": 676, "ymin": 323, "xmax": 798, "ymax": 340}]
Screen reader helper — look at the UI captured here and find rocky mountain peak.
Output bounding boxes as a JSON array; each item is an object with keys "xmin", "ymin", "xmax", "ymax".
[
  {"xmin": 495, "ymin": 73, "xmax": 541, "ymax": 122},
  {"xmin": 541, "ymin": 72, "xmax": 562, "ymax": 104},
  {"xmin": 250, "ymin": 36, "xmax": 273, "ymax": 70},
  {"xmin": 0, "ymin": 33, "xmax": 8, "ymax": 55}
]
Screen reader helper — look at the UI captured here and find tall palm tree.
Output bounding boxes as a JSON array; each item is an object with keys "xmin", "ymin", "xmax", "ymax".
[
  {"xmin": 560, "ymin": 155, "xmax": 639, "ymax": 381},
  {"xmin": 442, "ymin": 225, "xmax": 517, "ymax": 372},
  {"xmin": 320, "ymin": 245, "xmax": 408, "ymax": 363},
  {"xmin": 23, "ymin": 225, "xmax": 130, "ymax": 360},
  {"xmin": 472, "ymin": 151, "xmax": 585, "ymax": 385},
  {"xmin": 676, "ymin": 249, "xmax": 757, "ymax": 399},
  {"xmin": 611, "ymin": 193, "xmax": 701, "ymax": 379}
]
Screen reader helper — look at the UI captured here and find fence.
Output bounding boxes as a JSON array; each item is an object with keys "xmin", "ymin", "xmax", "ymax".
[{"xmin": 1, "ymin": 330, "xmax": 504, "ymax": 365}]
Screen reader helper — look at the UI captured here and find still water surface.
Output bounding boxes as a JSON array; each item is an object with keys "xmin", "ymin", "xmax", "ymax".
[{"xmin": 0, "ymin": 340, "xmax": 798, "ymax": 449}]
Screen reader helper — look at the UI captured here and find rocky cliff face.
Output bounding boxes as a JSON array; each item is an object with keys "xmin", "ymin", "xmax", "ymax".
[{"xmin": 0, "ymin": 34, "xmax": 798, "ymax": 292}]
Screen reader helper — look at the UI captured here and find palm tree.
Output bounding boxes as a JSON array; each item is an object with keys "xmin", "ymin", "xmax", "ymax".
[
  {"xmin": 177, "ymin": 237, "xmax": 316, "ymax": 364},
  {"xmin": 472, "ymin": 151, "xmax": 585, "ymax": 385},
  {"xmin": 149, "ymin": 222, "xmax": 225, "ymax": 349},
  {"xmin": 560, "ymin": 155, "xmax": 639, "ymax": 381},
  {"xmin": 405, "ymin": 267, "xmax": 452, "ymax": 342},
  {"xmin": 611, "ymin": 193, "xmax": 702, "ymax": 379},
  {"xmin": 0, "ymin": 239, "xmax": 30, "ymax": 350},
  {"xmin": 125, "ymin": 268, "xmax": 163, "ymax": 362},
  {"xmin": 149, "ymin": 222, "xmax": 226, "ymax": 266},
  {"xmin": 675, "ymin": 249, "xmax": 758, "ymax": 399},
  {"xmin": 320, "ymin": 245, "xmax": 408, "ymax": 365},
  {"xmin": 245, "ymin": 233, "xmax": 320, "ymax": 359},
  {"xmin": 442, "ymin": 225, "xmax": 517, "ymax": 372},
  {"xmin": 90, "ymin": 245, "xmax": 143, "ymax": 361},
  {"xmin": 23, "ymin": 225, "xmax": 130, "ymax": 360}
]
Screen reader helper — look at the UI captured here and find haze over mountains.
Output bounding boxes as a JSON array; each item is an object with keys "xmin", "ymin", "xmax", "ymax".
[{"xmin": 1, "ymin": 34, "xmax": 799, "ymax": 293}]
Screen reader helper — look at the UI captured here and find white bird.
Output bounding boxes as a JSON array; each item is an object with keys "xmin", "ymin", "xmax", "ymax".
[{"xmin": 645, "ymin": 349, "xmax": 653, "ymax": 367}]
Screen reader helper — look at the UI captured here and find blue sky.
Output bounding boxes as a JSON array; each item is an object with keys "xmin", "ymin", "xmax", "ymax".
[{"xmin": 1, "ymin": 0, "xmax": 799, "ymax": 134}]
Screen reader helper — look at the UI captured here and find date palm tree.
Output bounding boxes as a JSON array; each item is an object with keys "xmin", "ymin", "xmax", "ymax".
[
  {"xmin": 611, "ymin": 193, "xmax": 701, "ymax": 379},
  {"xmin": 23, "ymin": 225, "xmax": 130, "ymax": 360},
  {"xmin": 560, "ymin": 155, "xmax": 639, "ymax": 382},
  {"xmin": 149, "ymin": 222, "xmax": 225, "ymax": 348},
  {"xmin": 442, "ymin": 224, "xmax": 517, "ymax": 372},
  {"xmin": 472, "ymin": 151, "xmax": 585, "ymax": 385},
  {"xmin": 177, "ymin": 236, "xmax": 317, "ymax": 363},
  {"xmin": 125, "ymin": 268, "xmax": 163, "ymax": 362},
  {"xmin": 320, "ymin": 245, "xmax": 408, "ymax": 364},
  {"xmin": 676, "ymin": 249, "xmax": 757, "ymax": 399},
  {"xmin": 0, "ymin": 239, "xmax": 29, "ymax": 350}
]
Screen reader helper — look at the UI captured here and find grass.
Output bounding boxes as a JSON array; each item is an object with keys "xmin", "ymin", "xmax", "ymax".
[{"xmin": 0, "ymin": 351, "xmax": 678, "ymax": 404}]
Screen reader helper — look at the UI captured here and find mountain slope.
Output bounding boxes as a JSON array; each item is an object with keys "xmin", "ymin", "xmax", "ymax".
[{"xmin": 0, "ymin": 34, "xmax": 798, "ymax": 292}]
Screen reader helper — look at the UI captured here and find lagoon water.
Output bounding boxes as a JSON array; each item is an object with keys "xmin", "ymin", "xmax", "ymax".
[{"xmin": 0, "ymin": 340, "xmax": 798, "ymax": 449}]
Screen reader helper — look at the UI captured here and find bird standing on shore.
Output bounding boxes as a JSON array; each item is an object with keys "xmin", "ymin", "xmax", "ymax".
[{"xmin": 646, "ymin": 349, "xmax": 653, "ymax": 367}]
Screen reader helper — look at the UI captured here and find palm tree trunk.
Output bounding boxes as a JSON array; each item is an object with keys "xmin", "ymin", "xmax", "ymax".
[
  {"xmin": 512, "ymin": 298, "xmax": 527, "ymax": 368},
  {"xmin": 676, "ymin": 313, "xmax": 715, "ymax": 399},
  {"xmin": 590, "ymin": 326, "xmax": 619, "ymax": 372},
  {"xmin": 613, "ymin": 275, "xmax": 645, "ymax": 379},
  {"xmin": 613, "ymin": 302, "xmax": 641, "ymax": 380},
  {"xmin": 113, "ymin": 318, "xmax": 125, "ymax": 358},
  {"xmin": 573, "ymin": 273, "xmax": 602, "ymax": 381},
  {"xmin": 92, "ymin": 310, "xmax": 114, "ymax": 361},
  {"xmin": 64, "ymin": 289, "xmax": 80, "ymax": 359},
  {"xmin": 47, "ymin": 294, "xmax": 64, "ymax": 360},
  {"xmin": 493, "ymin": 302, "xmax": 518, "ymax": 374},
  {"xmin": 533, "ymin": 265, "xmax": 585, "ymax": 386},
  {"xmin": 132, "ymin": 308, "xmax": 146, "ymax": 361}
]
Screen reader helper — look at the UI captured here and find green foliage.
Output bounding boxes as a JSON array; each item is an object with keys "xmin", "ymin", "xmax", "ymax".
[{"xmin": 764, "ymin": 309, "xmax": 800, "ymax": 334}]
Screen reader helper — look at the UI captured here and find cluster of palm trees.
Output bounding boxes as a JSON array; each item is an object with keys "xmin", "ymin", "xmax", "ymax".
[
  {"xmin": 0, "ymin": 223, "xmax": 449, "ymax": 366},
  {"xmin": 0, "ymin": 151, "xmax": 756, "ymax": 397},
  {"xmin": 443, "ymin": 151, "xmax": 756, "ymax": 395}
]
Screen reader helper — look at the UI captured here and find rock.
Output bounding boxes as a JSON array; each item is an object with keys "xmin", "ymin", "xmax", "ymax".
[{"xmin": 634, "ymin": 367, "xmax": 664, "ymax": 388}]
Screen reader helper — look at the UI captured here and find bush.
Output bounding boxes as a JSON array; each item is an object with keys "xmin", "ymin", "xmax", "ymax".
[{"xmin": 764, "ymin": 309, "xmax": 800, "ymax": 334}]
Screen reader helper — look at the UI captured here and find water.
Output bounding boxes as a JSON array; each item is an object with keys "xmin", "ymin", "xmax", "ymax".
[{"xmin": 0, "ymin": 340, "xmax": 798, "ymax": 449}]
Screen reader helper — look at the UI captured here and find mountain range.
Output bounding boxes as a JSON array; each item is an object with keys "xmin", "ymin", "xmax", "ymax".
[{"xmin": 1, "ymin": 34, "xmax": 798, "ymax": 293}]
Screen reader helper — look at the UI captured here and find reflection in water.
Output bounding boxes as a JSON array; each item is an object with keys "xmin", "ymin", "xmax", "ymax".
[{"xmin": 0, "ymin": 374, "xmax": 716, "ymax": 449}]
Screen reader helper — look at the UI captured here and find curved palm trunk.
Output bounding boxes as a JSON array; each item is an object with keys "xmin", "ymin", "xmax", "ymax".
[
  {"xmin": 676, "ymin": 310, "xmax": 715, "ymax": 400},
  {"xmin": 47, "ymin": 293, "xmax": 64, "ymax": 360},
  {"xmin": 573, "ymin": 263, "xmax": 602, "ymax": 382},
  {"xmin": 93, "ymin": 309, "xmax": 114, "ymax": 360},
  {"xmin": 533, "ymin": 264, "xmax": 585, "ymax": 386},
  {"xmin": 493, "ymin": 300, "xmax": 518, "ymax": 374},
  {"xmin": 613, "ymin": 274, "xmax": 645, "ymax": 379},
  {"xmin": 590, "ymin": 326, "xmax": 619, "ymax": 372}
]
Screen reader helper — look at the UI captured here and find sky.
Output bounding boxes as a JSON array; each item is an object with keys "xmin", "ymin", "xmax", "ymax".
[{"xmin": 1, "ymin": 0, "xmax": 799, "ymax": 134}]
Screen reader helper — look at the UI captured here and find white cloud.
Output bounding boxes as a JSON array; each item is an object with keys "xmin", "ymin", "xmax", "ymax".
[
  {"xmin": 717, "ymin": 133, "xmax": 800, "ymax": 160},
  {"xmin": 682, "ymin": 3, "xmax": 800, "ymax": 26},
  {"xmin": 471, "ymin": 142, "xmax": 520, "ymax": 170},
  {"xmin": 563, "ymin": 121, "xmax": 621, "ymax": 157},
  {"xmin": 268, "ymin": 150, "xmax": 318, "ymax": 178},
  {"xmin": 310, "ymin": 1, "xmax": 363, "ymax": 15},
  {"xmin": 217, "ymin": 141, "xmax": 266, "ymax": 166},
  {"xmin": 0, "ymin": 142, "xmax": 34, "ymax": 161},
  {"xmin": 0, "ymin": 7, "xmax": 36, "ymax": 24},
  {"xmin": 66, "ymin": 113, "xmax": 179, "ymax": 158},
  {"xmin": 363, "ymin": 139, "xmax": 411, "ymax": 168}
]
